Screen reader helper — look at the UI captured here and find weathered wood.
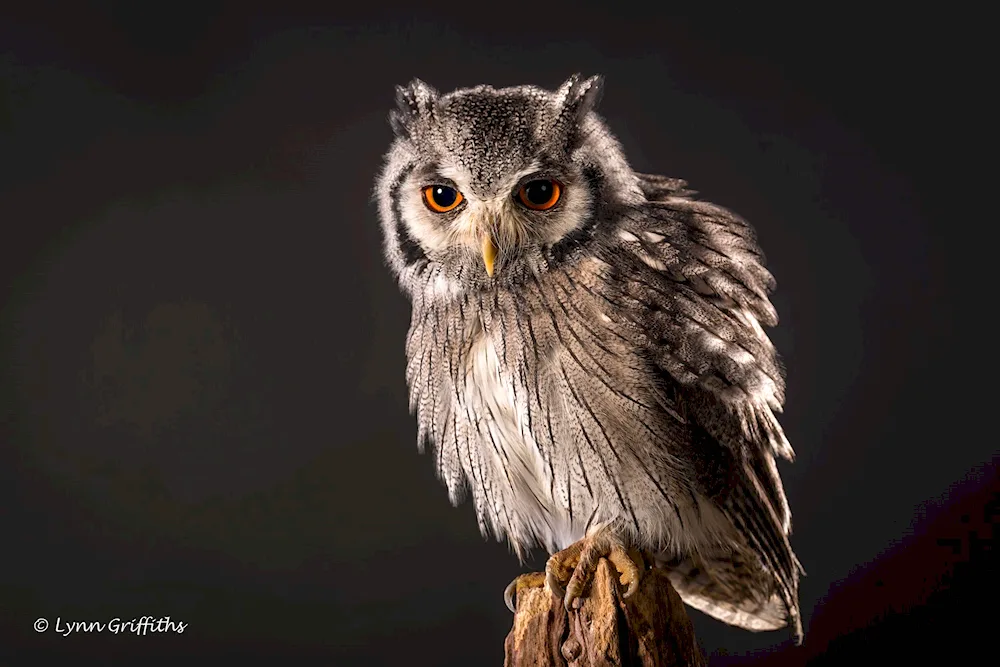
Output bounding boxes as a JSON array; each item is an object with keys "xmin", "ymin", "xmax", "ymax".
[{"xmin": 504, "ymin": 559, "xmax": 706, "ymax": 667}]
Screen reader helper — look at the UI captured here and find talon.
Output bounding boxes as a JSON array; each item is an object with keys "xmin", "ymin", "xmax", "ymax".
[
  {"xmin": 546, "ymin": 563, "xmax": 566, "ymax": 601},
  {"xmin": 623, "ymin": 577, "xmax": 640, "ymax": 599},
  {"xmin": 504, "ymin": 579, "xmax": 517, "ymax": 613},
  {"xmin": 503, "ymin": 572, "xmax": 546, "ymax": 613},
  {"xmin": 545, "ymin": 540, "xmax": 583, "ymax": 603},
  {"xmin": 608, "ymin": 545, "xmax": 644, "ymax": 599}
]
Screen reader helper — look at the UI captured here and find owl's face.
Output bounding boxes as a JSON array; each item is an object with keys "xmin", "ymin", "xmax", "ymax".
[{"xmin": 375, "ymin": 75, "xmax": 640, "ymax": 295}]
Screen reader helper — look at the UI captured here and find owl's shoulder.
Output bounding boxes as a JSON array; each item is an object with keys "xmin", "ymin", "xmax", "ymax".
[{"xmin": 632, "ymin": 172, "xmax": 696, "ymax": 202}]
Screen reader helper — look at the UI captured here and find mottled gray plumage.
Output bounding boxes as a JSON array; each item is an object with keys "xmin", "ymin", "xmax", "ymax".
[{"xmin": 374, "ymin": 74, "xmax": 804, "ymax": 643}]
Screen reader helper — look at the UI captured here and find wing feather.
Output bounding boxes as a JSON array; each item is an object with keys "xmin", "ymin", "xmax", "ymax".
[{"xmin": 607, "ymin": 173, "xmax": 803, "ymax": 642}]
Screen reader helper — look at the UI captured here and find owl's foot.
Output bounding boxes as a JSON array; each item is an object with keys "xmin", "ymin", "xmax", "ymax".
[
  {"xmin": 503, "ymin": 572, "xmax": 546, "ymax": 613},
  {"xmin": 544, "ymin": 528, "xmax": 646, "ymax": 611}
]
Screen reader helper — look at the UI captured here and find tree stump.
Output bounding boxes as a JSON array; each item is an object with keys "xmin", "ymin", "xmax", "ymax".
[{"xmin": 504, "ymin": 559, "xmax": 706, "ymax": 666}]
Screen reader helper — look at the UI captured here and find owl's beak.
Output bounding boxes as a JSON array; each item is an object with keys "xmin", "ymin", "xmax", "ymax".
[{"xmin": 481, "ymin": 234, "xmax": 498, "ymax": 277}]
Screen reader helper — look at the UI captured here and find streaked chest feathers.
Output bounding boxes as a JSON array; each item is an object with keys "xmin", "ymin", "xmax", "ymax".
[{"xmin": 405, "ymin": 275, "xmax": 717, "ymax": 557}]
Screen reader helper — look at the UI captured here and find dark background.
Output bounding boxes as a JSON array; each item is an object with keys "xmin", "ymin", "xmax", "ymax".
[{"xmin": 0, "ymin": 3, "xmax": 992, "ymax": 665}]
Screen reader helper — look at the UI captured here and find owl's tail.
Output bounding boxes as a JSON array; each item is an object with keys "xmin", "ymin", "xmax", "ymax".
[{"xmin": 654, "ymin": 550, "xmax": 798, "ymax": 641}]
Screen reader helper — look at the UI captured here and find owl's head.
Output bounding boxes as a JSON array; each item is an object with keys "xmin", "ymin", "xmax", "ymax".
[{"xmin": 375, "ymin": 74, "xmax": 641, "ymax": 296}]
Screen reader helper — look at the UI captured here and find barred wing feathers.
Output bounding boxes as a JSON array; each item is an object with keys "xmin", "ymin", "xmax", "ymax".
[{"xmin": 609, "ymin": 173, "xmax": 804, "ymax": 642}]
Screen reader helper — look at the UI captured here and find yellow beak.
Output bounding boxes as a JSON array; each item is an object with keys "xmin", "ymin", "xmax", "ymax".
[{"xmin": 481, "ymin": 234, "xmax": 498, "ymax": 277}]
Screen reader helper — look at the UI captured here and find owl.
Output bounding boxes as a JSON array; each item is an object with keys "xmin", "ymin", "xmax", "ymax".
[{"xmin": 374, "ymin": 74, "xmax": 804, "ymax": 644}]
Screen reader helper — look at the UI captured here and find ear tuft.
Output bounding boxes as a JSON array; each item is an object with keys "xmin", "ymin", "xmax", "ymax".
[
  {"xmin": 389, "ymin": 78, "xmax": 440, "ymax": 139},
  {"xmin": 555, "ymin": 73, "xmax": 605, "ymax": 126}
]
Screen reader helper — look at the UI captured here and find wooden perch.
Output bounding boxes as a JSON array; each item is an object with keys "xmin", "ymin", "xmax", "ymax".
[{"xmin": 504, "ymin": 559, "xmax": 706, "ymax": 667}]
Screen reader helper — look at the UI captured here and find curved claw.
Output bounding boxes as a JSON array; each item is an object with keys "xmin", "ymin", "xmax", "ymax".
[
  {"xmin": 504, "ymin": 572, "xmax": 546, "ymax": 613},
  {"xmin": 563, "ymin": 563, "xmax": 594, "ymax": 611},
  {"xmin": 608, "ymin": 545, "xmax": 644, "ymax": 600},
  {"xmin": 503, "ymin": 579, "xmax": 517, "ymax": 613},
  {"xmin": 545, "ymin": 560, "xmax": 567, "ymax": 602},
  {"xmin": 563, "ymin": 588, "xmax": 580, "ymax": 611},
  {"xmin": 622, "ymin": 575, "xmax": 640, "ymax": 599}
]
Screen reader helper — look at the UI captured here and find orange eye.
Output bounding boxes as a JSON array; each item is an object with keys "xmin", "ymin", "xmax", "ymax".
[
  {"xmin": 423, "ymin": 185, "xmax": 464, "ymax": 213},
  {"xmin": 516, "ymin": 179, "xmax": 561, "ymax": 211}
]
